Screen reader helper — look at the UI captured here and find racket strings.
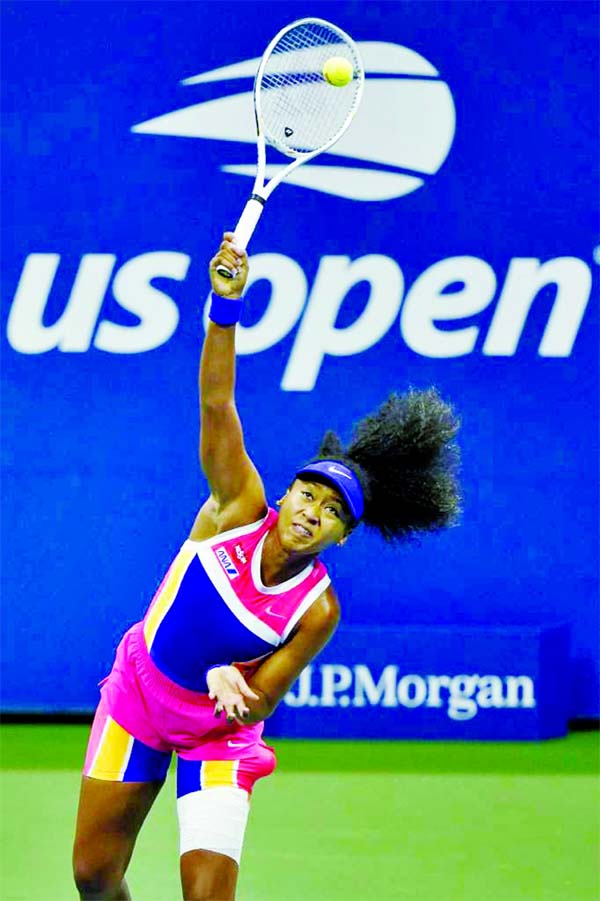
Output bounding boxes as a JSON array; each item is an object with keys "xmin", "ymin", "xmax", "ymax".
[{"xmin": 258, "ymin": 21, "xmax": 363, "ymax": 157}]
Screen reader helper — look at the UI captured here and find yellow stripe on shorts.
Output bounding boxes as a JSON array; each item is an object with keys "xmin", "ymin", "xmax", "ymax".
[
  {"xmin": 201, "ymin": 760, "xmax": 239, "ymax": 790},
  {"xmin": 88, "ymin": 715, "xmax": 134, "ymax": 780},
  {"xmin": 143, "ymin": 544, "xmax": 197, "ymax": 649}
]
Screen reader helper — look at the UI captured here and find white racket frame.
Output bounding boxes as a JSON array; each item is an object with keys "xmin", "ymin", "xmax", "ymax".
[{"xmin": 216, "ymin": 17, "xmax": 364, "ymax": 277}]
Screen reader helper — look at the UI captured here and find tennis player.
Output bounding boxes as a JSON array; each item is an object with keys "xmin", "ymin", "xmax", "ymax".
[{"xmin": 73, "ymin": 233, "xmax": 461, "ymax": 900}]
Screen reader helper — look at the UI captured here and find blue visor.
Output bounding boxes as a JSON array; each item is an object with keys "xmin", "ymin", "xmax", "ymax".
[{"xmin": 295, "ymin": 460, "xmax": 364, "ymax": 522}]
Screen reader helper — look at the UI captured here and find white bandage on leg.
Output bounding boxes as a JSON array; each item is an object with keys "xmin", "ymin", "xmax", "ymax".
[{"xmin": 177, "ymin": 787, "xmax": 250, "ymax": 865}]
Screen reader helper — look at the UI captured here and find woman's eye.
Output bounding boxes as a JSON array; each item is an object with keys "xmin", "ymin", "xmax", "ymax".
[
  {"xmin": 326, "ymin": 506, "xmax": 340, "ymax": 517},
  {"xmin": 302, "ymin": 490, "xmax": 312, "ymax": 499}
]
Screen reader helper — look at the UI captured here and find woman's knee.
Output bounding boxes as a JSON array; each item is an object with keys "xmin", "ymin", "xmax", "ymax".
[
  {"xmin": 73, "ymin": 774, "xmax": 162, "ymax": 897},
  {"xmin": 180, "ymin": 849, "xmax": 238, "ymax": 901},
  {"xmin": 73, "ymin": 843, "xmax": 127, "ymax": 898}
]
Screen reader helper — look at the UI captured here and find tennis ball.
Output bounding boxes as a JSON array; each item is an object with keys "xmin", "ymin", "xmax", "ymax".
[{"xmin": 322, "ymin": 56, "xmax": 353, "ymax": 87}]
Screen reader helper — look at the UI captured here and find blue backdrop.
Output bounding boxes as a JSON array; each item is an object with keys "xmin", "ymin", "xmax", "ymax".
[{"xmin": 2, "ymin": 1, "xmax": 598, "ymax": 727}]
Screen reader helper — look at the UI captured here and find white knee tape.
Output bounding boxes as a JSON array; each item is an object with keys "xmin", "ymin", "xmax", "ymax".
[{"xmin": 177, "ymin": 787, "xmax": 250, "ymax": 865}]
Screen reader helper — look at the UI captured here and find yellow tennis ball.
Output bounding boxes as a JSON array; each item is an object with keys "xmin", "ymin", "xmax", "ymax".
[{"xmin": 322, "ymin": 56, "xmax": 353, "ymax": 87}]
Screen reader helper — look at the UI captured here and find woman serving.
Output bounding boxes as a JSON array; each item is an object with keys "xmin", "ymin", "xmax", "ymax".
[{"xmin": 73, "ymin": 233, "xmax": 461, "ymax": 901}]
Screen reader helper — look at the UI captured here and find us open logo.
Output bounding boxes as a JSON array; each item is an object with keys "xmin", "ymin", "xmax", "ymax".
[{"xmin": 132, "ymin": 41, "xmax": 456, "ymax": 201}]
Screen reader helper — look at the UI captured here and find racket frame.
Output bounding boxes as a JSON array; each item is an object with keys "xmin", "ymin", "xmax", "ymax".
[{"xmin": 215, "ymin": 17, "xmax": 364, "ymax": 277}]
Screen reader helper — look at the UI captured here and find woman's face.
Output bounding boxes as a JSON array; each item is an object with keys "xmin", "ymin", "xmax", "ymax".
[{"xmin": 277, "ymin": 479, "xmax": 352, "ymax": 554}]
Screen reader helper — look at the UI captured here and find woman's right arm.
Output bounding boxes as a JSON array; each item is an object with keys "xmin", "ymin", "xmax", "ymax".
[
  {"xmin": 206, "ymin": 585, "xmax": 341, "ymax": 722},
  {"xmin": 190, "ymin": 234, "xmax": 267, "ymax": 540}
]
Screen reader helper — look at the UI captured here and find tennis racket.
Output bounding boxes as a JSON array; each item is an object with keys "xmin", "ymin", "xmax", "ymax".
[{"xmin": 216, "ymin": 17, "xmax": 364, "ymax": 278}]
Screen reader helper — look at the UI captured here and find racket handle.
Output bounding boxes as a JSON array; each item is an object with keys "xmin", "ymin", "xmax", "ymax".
[{"xmin": 215, "ymin": 196, "xmax": 265, "ymax": 278}]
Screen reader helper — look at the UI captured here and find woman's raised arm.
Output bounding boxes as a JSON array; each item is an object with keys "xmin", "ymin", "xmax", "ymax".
[{"xmin": 190, "ymin": 233, "xmax": 267, "ymax": 538}]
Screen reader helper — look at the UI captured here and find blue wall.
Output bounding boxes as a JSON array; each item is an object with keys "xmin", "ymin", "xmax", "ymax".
[{"xmin": 2, "ymin": 1, "xmax": 598, "ymax": 722}]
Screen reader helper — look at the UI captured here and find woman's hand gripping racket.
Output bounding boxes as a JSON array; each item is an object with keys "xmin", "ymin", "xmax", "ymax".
[{"xmin": 215, "ymin": 17, "xmax": 364, "ymax": 278}]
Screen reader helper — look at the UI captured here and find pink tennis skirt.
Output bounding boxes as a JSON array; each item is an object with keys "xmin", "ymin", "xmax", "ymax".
[{"xmin": 83, "ymin": 622, "xmax": 276, "ymax": 785}]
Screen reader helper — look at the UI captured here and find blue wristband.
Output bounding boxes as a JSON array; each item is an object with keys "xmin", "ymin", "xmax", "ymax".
[{"xmin": 208, "ymin": 291, "xmax": 243, "ymax": 327}]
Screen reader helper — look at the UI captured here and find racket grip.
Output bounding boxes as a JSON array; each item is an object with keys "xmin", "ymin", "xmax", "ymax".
[{"xmin": 216, "ymin": 197, "xmax": 265, "ymax": 278}]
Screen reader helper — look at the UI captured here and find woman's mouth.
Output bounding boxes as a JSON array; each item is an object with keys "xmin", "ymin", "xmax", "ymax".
[{"xmin": 292, "ymin": 523, "xmax": 312, "ymax": 539}]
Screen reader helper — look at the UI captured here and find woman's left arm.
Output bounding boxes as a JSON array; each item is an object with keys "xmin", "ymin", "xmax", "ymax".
[{"xmin": 207, "ymin": 586, "xmax": 340, "ymax": 723}]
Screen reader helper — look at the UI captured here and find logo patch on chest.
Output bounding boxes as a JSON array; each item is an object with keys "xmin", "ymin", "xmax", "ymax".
[
  {"xmin": 215, "ymin": 546, "xmax": 239, "ymax": 580},
  {"xmin": 234, "ymin": 543, "xmax": 247, "ymax": 565}
]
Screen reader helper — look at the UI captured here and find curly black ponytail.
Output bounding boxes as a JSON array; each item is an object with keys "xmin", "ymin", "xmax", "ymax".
[{"xmin": 314, "ymin": 389, "xmax": 461, "ymax": 542}]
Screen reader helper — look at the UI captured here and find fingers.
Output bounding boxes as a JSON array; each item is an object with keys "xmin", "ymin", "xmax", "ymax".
[
  {"xmin": 213, "ymin": 691, "xmax": 251, "ymax": 721},
  {"xmin": 208, "ymin": 665, "xmax": 258, "ymax": 722},
  {"xmin": 213, "ymin": 235, "xmax": 243, "ymax": 272},
  {"xmin": 211, "ymin": 687, "xmax": 250, "ymax": 720},
  {"xmin": 209, "ymin": 233, "xmax": 248, "ymax": 299},
  {"xmin": 213, "ymin": 701, "xmax": 248, "ymax": 723},
  {"xmin": 220, "ymin": 233, "xmax": 246, "ymax": 270}
]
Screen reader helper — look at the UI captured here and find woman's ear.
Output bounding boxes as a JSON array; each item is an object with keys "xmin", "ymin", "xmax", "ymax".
[
  {"xmin": 336, "ymin": 530, "xmax": 352, "ymax": 547},
  {"xmin": 276, "ymin": 490, "xmax": 289, "ymax": 507}
]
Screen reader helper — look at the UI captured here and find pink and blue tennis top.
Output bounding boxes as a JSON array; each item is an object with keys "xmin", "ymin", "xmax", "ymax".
[{"xmin": 142, "ymin": 508, "xmax": 330, "ymax": 692}]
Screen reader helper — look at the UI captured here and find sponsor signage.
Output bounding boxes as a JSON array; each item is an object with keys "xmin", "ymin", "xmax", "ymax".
[
  {"xmin": 7, "ymin": 250, "xmax": 592, "ymax": 384},
  {"xmin": 215, "ymin": 546, "xmax": 240, "ymax": 580},
  {"xmin": 267, "ymin": 624, "xmax": 571, "ymax": 739}
]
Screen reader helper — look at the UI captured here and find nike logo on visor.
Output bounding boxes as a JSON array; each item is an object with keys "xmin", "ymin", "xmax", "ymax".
[{"xmin": 327, "ymin": 465, "xmax": 353, "ymax": 479}]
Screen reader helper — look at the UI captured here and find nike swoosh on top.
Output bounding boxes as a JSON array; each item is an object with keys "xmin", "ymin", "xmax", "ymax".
[
  {"xmin": 227, "ymin": 740, "xmax": 246, "ymax": 748},
  {"xmin": 265, "ymin": 604, "xmax": 286, "ymax": 618}
]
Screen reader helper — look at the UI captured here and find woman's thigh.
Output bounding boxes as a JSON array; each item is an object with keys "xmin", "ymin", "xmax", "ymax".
[
  {"xmin": 177, "ymin": 784, "xmax": 248, "ymax": 901},
  {"xmin": 175, "ymin": 751, "xmax": 276, "ymax": 899},
  {"xmin": 74, "ymin": 700, "xmax": 172, "ymax": 880},
  {"xmin": 73, "ymin": 776, "xmax": 164, "ymax": 886}
]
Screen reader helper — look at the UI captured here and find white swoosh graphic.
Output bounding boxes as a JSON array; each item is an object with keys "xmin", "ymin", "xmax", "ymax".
[
  {"xmin": 221, "ymin": 164, "xmax": 423, "ymax": 201},
  {"xmin": 131, "ymin": 42, "xmax": 455, "ymax": 201},
  {"xmin": 132, "ymin": 81, "xmax": 454, "ymax": 174},
  {"xmin": 181, "ymin": 41, "xmax": 440, "ymax": 84}
]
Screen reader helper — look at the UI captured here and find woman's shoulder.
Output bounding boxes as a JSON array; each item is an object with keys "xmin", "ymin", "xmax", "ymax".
[
  {"xmin": 189, "ymin": 496, "xmax": 271, "ymax": 542},
  {"xmin": 296, "ymin": 582, "xmax": 341, "ymax": 641}
]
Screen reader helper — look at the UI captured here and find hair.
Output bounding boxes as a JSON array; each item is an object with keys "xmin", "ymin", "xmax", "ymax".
[{"xmin": 309, "ymin": 388, "xmax": 461, "ymax": 542}]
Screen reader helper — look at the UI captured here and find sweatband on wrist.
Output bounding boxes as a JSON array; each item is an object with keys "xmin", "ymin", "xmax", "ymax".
[{"xmin": 208, "ymin": 292, "xmax": 243, "ymax": 327}]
